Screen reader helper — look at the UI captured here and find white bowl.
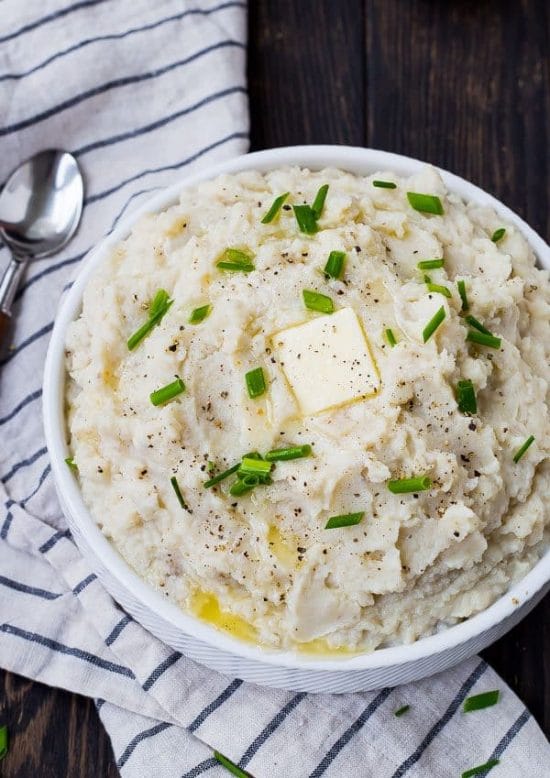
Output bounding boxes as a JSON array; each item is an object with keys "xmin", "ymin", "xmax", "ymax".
[{"xmin": 43, "ymin": 145, "xmax": 550, "ymax": 693}]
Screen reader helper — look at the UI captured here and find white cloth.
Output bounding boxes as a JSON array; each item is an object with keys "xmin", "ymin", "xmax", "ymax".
[{"xmin": 0, "ymin": 2, "xmax": 548, "ymax": 776}]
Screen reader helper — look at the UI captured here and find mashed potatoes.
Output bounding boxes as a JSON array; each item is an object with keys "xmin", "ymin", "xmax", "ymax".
[{"xmin": 66, "ymin": 166, "xmax": 549, "ymax": 652}]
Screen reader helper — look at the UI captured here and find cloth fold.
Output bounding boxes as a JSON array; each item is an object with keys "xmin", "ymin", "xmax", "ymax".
[{"xmin": 0, "ymin": 2, "xmax": 548, "ymax": 776}]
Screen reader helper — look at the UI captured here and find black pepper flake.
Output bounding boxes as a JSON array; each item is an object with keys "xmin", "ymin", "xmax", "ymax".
[{"xmin": 168, "ymin": 344, "xmax": 177, "ymax": 352}]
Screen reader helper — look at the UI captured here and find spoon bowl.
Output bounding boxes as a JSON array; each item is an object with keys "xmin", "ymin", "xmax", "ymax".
[
  {"xmin": 0, "ymin": 149, "xmax": 83, "ymax": 257},
  {"xmin": 0, "ymin": 149, "xmax": 83, "ymax": 344}
]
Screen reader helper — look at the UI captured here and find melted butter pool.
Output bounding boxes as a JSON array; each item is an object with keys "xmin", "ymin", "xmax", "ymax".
[{"xmin": 190, "ymin": 591, "xmax": 258, "ymax": 643}]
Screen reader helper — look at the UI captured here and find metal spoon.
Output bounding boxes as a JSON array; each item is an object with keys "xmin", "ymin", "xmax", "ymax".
[{"xmin": 0, "ymin": 149, "xmax": 84, "ymax": 346}]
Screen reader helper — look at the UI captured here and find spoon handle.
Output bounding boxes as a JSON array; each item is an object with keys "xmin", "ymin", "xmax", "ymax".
[
  {"xmin": 0, "ymin": 256, "xmax": 27, "ymax": 317},
  {"xmin": 0, "ymin": 310, "xmax": 10, "ymax": 350},
  {"xmin": 0, "ymin": 256, "xmax": 27, "ymax": 352}
]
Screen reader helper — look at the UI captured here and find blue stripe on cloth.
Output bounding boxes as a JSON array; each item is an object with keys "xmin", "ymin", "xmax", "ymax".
[
  {"xmin": 85, "ymin": 130, "xmax": 249, "ymax": 205},
  {"xmin": 0, "ymin": 0, "xmax": 110, "ymax": 44},
  {"xmin": 0, "ymin": 388, "xmax": 42, "ymax": 426},
  {"xmin": 0, "ymin": 41, "xmax": 245, "ymax": 137},
  {"xmin": 38, "ymin": 528, "xmax": 72, "ymax": 554},
  {"xmin": 0, "ymin": 511, "xmax": 13, "ymax": 540},
  {"xmin": 188, "ymin": 679, "xmax": 243, "ymax": 733},
  {"xmin": 72, "ymin": 573, "xmax": 97, "ymax": 595},
  {"xmin": 14, "ymin": 129, "xmax": 247, "ymax": 308},
  {"xmin": 21, "ymin": 463, "xmax": 51, "ymax": 507},
  {"xmin": 109, "ymin": 187, "xmax": 163, "ymax": 232},
  {"xmin": 182, "ymin": 757, "xmax": 218, "ymax": 778},
  {"xmin": 16, "ymin": 253, "xmax": 85, "ymax": 300},
  {"xmin": 74, "ymin": 86, "xmax": 246, "ymax": 157},
  {"xmin": 239, "ymin": 692, "xmax": 307, "ymax": 768},
  {"xmin": 1, "ymin": 446, "xmax": 48, "ymax": 484},
  {"xmin": 309, "ymin": 687, "xmax": 393, "ymax": 778},
  {"xmin": 105, "ymin": 614, "xmax": 132, "ymax": 646},
  {"xmin": 0, "ymin": 624, "xmax": 135, "ymax": 678},
  {"xmin": 0, "ymin": 321, "xmax": 53, "ymax": 367},
  {"xmin": 116, "ymin": 721, "xmax": 173, "ymax": 769},
  {"xmin": 142, "ymin": 651, "xmax": 182, "ymax": 691},
  {"xmin": 489, "ymin": 708, "xmax": 530, "ymax": 763},
  {"xmin": 0, "ymin": 2, "xmax": 246, "ymax": 82},
  {"xmin": 391, "ymin": 659, "xmax": 488, "ymax": 778},
  {"xmin": 0, "ymin": 574, "xmax": 62, "ymax": 600}
]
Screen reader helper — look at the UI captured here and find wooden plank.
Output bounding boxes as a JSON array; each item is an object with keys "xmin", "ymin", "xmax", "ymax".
[
  {"xmin": 248, "ymin": 0, "xmax": 366, "ymax": 149},
  {"xmin": 364, "ymin": 0, "xmax": 549, "ymax": 231},
  {"xmin": 365, "ymin": 0, "xmax": 549, "ymax": 738},
  {"xmin": 0, "ymin": 671, "xmax": 118, "ymax": 777}
]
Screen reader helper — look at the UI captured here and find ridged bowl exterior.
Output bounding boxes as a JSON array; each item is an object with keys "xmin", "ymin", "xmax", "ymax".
[{"xmin": 44, "ymin": 146, "xmax": 550, "ymax": 694}]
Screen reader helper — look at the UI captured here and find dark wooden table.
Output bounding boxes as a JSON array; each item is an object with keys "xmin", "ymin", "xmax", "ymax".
[{"xmin": 1, "ymin": 1, "xmax": 548, "ymax": 775}]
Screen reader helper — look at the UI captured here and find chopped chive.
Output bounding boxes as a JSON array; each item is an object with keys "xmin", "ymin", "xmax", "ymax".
[
  {"xmin": 466, "ymin": 330, "xmax": 501, "ymax": 349},
  {"xmin": 373, "ymin": 180, "xmax": 397, "ymax": 189},
  {"xmin": 513, "ymin": 435, "xmax": 535, "ymax": 463},
  {"xmin": 463, "ymin": 690, "xmax": 500, "ymax": 712},
  {"xmin": 170, "ymin": 476, "xmax": 190, "ymax": 511},
  {"xmin": 239, "ymin": 457, "xmax": 272, "ymax": 477},
  {"xmin": 491, "ymin": 227, "xmax": 506, "ymax": 243},
  {"xmin": 426, "ymin": 281, "xmax": 452, "ymax": 298},
  {"xmin": 465, "ymin": 315, "xmax": 492, "ymax": 336},
  {"xmin": 149, "ymin": 288, "xmax": 171, "ymax": 319},
  {"xmin": 417, "ymin": 258, "xmax": 444, "ymax": 270},
  {"xmin": 261, "ymin": 192, "xmax": 289, "ymax": 224},
  {"xmin": 217, "ymin": 248, "xmax": 255, "ymax": 273},
  {"xmin": 394, "ymin": 705, "xmax": 410, "ymax": 717},
  {"xmin": 150, "ymin": 377, "xmax": 185, "ymax": 406},
  {"xmin": 324, "ymin": 250, "xmax": 346, "ymax": 279},
  {"xmin": 325, "ymin": 512, "xmax": 364, "ymax": 529},
  {"xmin": 0, "ymin": 725, "xmax": 8, "ymax": 761},
  {"xmin": 203, "ymin": 462, "xmax": 240, "ymax": 489},
  {"xmin": 245, "ymin": 367, "xmax": 266, "ymax": 399},
  {"xmin": 65, "ymin": 456, "xmax": 78, "ymax": 471},
  {"xmin": 462, "ymin": 758, "xmax": 500, "ymax": 778},
  {"xmin": 217, "ymin": 260, "xmax": 255, "ymax": 272},
  {"xmin": 128, "ymin": 289, "xmax": 173, "ymax": 350},
  {"xmin": 189, "ymin": 304, "xmax": 212, "ymax": 324},
  {"xmin": 385, "ymin": 328, "xmax": 397, "ymax": 347},
  {"xmin": 127, "ymin": 319, "xmax": 158, "ymax": 351},
  {"xmin": 422, "ymin": 306, "xmax": 446, "ymax": 342},
  {"xmin": 244, "ymin": 451, "xmax": 263, "ymax": 460},
  {"xmin": 214, "ymin": 750, "xmax": 250, "ymax": 777},
  {"xmin": 388, "ymin": 476, "xmax": 431, "ymax": 494},
  {"xmin": 407, "ymin": 192, "xmax": 444, "ymax": 215},
  {"xmin": 457, "ymin": 279, "xmax": 469, "ymax": 311},
  {"xmin": 456, "ymin": 379, "xmax": 477, "ymax": 414},
  {"xmin": 293, "ymin": 204, "xmax": 319, "ymax": 234},
  {"xmin": 229, "ymin": 473, "xmax": 260, "ymax": 496},
  {"xmin": 265, "ymin": 445, "xmax": 312, "ymax": 461},
  {"xmin": 303, "ymin": 289, "xmax": 334, "ymax": 314},
  {"xmin": 226, "ymin": 248, "xmax": 254, "ymax": 263},
  {"xmin": 311, "ymin": 184, "xmax": 329, "ymax": 217}
]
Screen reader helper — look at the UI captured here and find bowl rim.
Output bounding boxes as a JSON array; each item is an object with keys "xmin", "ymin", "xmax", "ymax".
[{"xmin": 43, "ymin": 144, "xmax": 550, "ymax": 672}]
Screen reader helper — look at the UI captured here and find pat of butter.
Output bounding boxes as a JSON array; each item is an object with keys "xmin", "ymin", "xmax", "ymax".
[{"xmin": 273, "ymin": 307, "xmax": 380, "ymax": 415}]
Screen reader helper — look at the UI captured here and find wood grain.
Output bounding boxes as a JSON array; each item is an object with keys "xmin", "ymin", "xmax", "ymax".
[
  {"xmin": 0, "ymin": 673, "xmax": 118, "ymax": 778},
  {"xmin": 1, "ymin": 0, "xmax": 548, "ymax": 774}
]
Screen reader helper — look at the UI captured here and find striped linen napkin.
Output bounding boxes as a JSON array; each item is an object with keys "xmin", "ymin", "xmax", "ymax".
[{"xmin": 0, "ymin": 2, "xmax": 549, "ymax": 776}]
